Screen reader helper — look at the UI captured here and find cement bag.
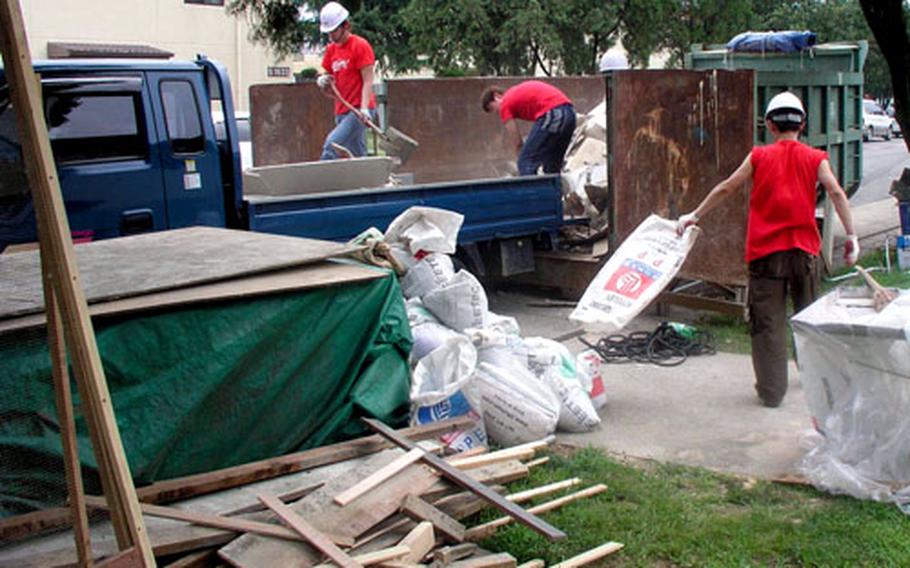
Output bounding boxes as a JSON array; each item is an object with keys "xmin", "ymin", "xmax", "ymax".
[
  {"xmin": 468, "ymin": 328, "xmax": 530, "ymax": 370},
  {"xmin": 483, "ymin": 311, "xmax": 521, "ymax": 336},
  {"xmin": 385, "ymin": 206, "xmax": 464, "ymax": 255},
  {"xmin": 570, "ymin": 214, "xmax": 699, "ymax": 331},
  {"xmin": 400, "ymin": 253, "xmax": 455, "ymax": 299},
  {"xmin": 405, "ymin": 297, "xmax": 440, "ymax": 327},
  {"xmin": 389, "ymin": 243, "xmax": 419, "ymax": 272},
  {"xmin": 411, "ymin": 321, "xmax": 461, "ymax": 362},
  {"xmin": 474, "ymin": 361, "xmax": 560, "ymax": 446},
  {"xmin": 524, "ymin": 337, "xmax": 601, "ymax": 432},
  {"xmin": 411, "ymin": 336, "xmax": 487, "ymax": 451},
  {"xmin": 422, "ymin": 270, "xmax": 488, "ymax": 332},
  {"xmin": 576, "ymin": 349, "xmax": 607, "ymax": 409}
]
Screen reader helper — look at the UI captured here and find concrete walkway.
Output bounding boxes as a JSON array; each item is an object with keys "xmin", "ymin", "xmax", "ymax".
[{"xmin": 489, "ymin": 196, "xmax": 904, "ymax": 480}]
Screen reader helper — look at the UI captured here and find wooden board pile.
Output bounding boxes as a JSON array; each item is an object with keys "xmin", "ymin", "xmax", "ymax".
[{"xmin": 0, "ymin": 419, "xmax": 623, "ymax": 567}]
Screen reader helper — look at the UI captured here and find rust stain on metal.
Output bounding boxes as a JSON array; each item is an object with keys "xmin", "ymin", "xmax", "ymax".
[
  {"xmin": 387, "ymin": 77, "xmax": 605, "ymax": 183},
  {"xmin": 611, "ymin": 70, "xmax": 753, "ymax": 286},
  {"xmin": 250, "ymin": 83, "xmax": 335, "ymax": 166}
]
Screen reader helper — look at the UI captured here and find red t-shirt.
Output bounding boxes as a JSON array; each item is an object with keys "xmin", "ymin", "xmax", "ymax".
[
  {"xmin": 746, "ymin": 140, "xmax": 827, "ymax": 262},
  {"xmin": 322, "ymin": 34, "xmax": 376, "ymax": 115},
  {"xmin": 498, "ymin": 81, "xmax": 571, "ymax": 123}
]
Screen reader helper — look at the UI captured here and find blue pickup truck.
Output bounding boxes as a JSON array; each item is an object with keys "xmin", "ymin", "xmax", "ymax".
[{"xmin": 0, "ymin": 57, "xmax": 562, "ymax": 275}]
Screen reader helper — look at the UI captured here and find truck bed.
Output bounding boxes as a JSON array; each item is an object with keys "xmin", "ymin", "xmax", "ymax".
[{"xmin": 244, "ymin": 174, "xmax": 563, "ymax": 245}]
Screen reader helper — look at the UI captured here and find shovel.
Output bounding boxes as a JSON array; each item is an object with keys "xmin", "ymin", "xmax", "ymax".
[{"xmin": 328, "ymin": 82, "xmax": 418, "ymax": 165}]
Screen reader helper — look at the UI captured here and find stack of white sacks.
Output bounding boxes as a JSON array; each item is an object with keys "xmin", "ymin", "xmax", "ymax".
[{"xmin": 381, "ymin": 206, "xmax": 604, "ymax": 451}]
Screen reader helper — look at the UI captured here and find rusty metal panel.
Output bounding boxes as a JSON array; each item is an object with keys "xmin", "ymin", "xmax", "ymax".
[
  {"xmin": 610, "ymin": 69, "xmax": 754, "ymax": 286},
  {"xmin": 386, "ymin": 77, "xmax": 605, "ymax": 183},
  {"xmin": 250, "ymin": 83, "xmax": 335, "ymax": 166}
]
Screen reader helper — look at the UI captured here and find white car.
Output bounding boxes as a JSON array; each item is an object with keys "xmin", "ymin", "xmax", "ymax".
[
  {"xmin": 212, "ymin": 110, "xmax": 253, "ymax": 170},
  {"xmin": 862, "ymin": 100, "xmax": 893, "ymax": 141}
]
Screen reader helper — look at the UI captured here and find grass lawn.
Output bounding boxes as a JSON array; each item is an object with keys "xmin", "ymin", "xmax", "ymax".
[
  {"xmin": 475, "ymin": 447, "xmax": 910, "ymax": 566},
  {"xmin": 690, "ymin": 248, "xmax": 910, "ymax": 356}
]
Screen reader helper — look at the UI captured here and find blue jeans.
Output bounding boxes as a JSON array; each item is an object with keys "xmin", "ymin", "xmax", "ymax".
[
  {"xmin": 320, "ymin": 110, "xmax": 370, "ymax": 160},
  {"xmin": 518, "ymin": 103, "xmax": 576, "ymax": 175}
]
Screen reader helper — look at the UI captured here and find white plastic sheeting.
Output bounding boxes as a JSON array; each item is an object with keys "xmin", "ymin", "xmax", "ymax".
[{"xmin": 792, "ymin": 286, "xmax": 910, "ymax": 514}]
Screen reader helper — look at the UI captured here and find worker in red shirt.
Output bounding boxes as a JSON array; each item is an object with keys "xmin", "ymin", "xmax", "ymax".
[
  {"xmin": 676, "ymin": 92, "xmax": 858, "ymax": 408},
  {"xmin": 315, "ymin": 2, "xmax": 376, "ymax": 160},
  {"xmin": 481, "ymin": 81, "xmax": 576, "ymax": 175}
]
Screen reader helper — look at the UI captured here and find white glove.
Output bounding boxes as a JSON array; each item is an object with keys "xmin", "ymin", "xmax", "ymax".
[
  {"xmin": 316, "ymin": 75, "xmax": 332, "ymax": 89},
  {"xmin": 676, "ymin": 212, "xmax": 699, "ymax": 236},
  {"xmin": 359, "ymin": 107, "xmax": 371, "ymax": 119},
  {"xmin": 844, "ymin": 234, "xmax": 859, "ymax": 265}
]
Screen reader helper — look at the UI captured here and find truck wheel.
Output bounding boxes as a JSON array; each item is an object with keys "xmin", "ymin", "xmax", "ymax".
[{"xmin": 884, "ymin": 129, "xmax": 892, "ymax": 141}]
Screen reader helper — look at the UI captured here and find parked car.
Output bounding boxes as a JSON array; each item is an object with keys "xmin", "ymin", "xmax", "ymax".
[
  {"xmin": 213, "ymin": 109, "xmax": 253, "ymax": 169},
  {"xmin": 862, "ymin": 99, "xmax": 893, "ymax": 141}
]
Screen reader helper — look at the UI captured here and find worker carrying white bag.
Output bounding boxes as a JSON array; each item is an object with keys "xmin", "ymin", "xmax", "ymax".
[{"xmin": 570, "ymin": 214, "xmax": 700, "ymax": 331}]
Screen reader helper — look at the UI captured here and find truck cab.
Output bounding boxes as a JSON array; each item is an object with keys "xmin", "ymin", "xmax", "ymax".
[{"xmin": 0, "ymin": 57, "xmax": 242, "ymax": 250}]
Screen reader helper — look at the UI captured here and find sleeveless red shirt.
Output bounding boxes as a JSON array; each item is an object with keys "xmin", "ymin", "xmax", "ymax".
[{"xmin": 746, "ymin": 140, "xmax": 827, "ymax": 262}]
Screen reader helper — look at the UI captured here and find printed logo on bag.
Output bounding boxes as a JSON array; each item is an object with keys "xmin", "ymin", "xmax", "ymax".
[{"xmin": 604, "ymin": 260, "xmax": 660, "ymax": 299}]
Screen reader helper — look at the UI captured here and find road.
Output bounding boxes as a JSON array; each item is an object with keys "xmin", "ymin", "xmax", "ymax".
[{"xmin": 850, "ymin": 137, "xmax": 910, "ymax": 207}]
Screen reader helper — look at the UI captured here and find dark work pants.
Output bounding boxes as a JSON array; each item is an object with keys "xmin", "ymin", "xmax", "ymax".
[
  {"xmin": 518, "ymin": 103, "xmax": 576, "ymax": 175},
  {"xmin": 747, "ymin": 249, "xmax": 819, "ymax": 406}
]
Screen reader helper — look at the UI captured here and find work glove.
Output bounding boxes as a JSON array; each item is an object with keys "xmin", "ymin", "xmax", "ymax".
[
  {"xmin": 676, "ymin": 212, "xmax": 699, "ymax": 236},
  {"xmin": 844, "ymin": 234, "xmax": 860, "ymax": 266},
  {"xmin": 359, "ymin": 107, "xmax": 371, "ymax": 120},
  {"xmin": 316, "ymin": 74, "xmax": 332, "ymax": 89}
]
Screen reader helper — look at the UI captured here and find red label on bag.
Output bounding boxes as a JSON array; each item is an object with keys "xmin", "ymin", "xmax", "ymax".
[{"xmin": 604, "ymin": 264, "xmax": 654, "ymax": 299}]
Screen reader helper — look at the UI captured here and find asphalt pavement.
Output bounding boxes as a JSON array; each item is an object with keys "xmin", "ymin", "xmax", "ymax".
[{"xmin": 490, "ymin": 190, "xmax": 907, "ymax": 481}]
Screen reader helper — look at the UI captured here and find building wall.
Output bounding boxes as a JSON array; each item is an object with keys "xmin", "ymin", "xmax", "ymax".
[{"xmin": 21, "ymin": 0, "xmax": 320, "ymax": 111}]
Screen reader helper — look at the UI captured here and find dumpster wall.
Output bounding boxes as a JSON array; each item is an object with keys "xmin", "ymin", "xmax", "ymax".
[{"xmin": 686, "ymin": 42, "xmax": 867, "ymax": 196}]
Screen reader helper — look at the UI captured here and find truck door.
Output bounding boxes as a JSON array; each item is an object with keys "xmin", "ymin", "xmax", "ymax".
[
  {"xmin": 43, "ymin": 75, "xmax": 169, "ymax": 241},
  {"xmin": 146, "ymin": 71, "xmax": 225, "ymax": 230}
]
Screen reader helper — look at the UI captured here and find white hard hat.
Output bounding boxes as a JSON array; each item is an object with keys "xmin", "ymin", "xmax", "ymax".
[
  {"xmin": 319, "ymin": 2, "xmax": 349, "ymax": 33},
  {"xmin": 599, "ymin": 51, "xmax": 629, "ymax": 72},
  {"xmin": 765, "ymin": 92, "xmax": 805, "ymax": 120}
]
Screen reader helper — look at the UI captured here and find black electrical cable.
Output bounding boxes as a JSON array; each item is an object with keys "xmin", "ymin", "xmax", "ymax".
[{"xmin": 580, "ymin": 322, "xmax": 716, "ymax": 367}]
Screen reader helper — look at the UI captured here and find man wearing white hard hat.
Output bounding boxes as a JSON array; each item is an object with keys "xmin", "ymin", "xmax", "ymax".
[
  {"xmin": 676, "ymin": 91, "xmax": 858, "ymax": 408},
  {"xmin": 315, "ymin": 1, "xmax": 376, "ymax": 160}
]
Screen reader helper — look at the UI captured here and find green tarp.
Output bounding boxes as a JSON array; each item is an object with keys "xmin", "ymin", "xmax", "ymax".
[{"xmin": 0, "ymin": 272, "xmax": 412, "ymax": 516}]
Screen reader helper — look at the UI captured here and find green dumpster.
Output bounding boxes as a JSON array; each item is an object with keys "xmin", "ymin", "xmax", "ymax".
[{"xmin": 686, "ymin": 41, "xmax": 868, "ymax": 197}]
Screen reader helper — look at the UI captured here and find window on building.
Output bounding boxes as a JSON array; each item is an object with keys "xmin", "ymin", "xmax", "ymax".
[
  {"xmin": 185, "ymin": 0, "xmax": 225, "ymax": 5},
  {"xmin": 45, "ymin": 93, "xmax": 147, "ymax": 165},
  {"xmin": 160, "ymin": 80, "xmax": 205, "ymax": 155}
]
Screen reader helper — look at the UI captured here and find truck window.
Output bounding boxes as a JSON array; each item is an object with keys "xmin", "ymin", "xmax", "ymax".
[
  {"xmin": 0, "ymin": 96, "xmax": 28, "ymax": 197},
  {"xmin": 160, "ymin": 80, "xmax": 204, "ymax": 155},
  {"xmin": 45, "ymin": 93, "xmax": 147, "ymax": 165}
]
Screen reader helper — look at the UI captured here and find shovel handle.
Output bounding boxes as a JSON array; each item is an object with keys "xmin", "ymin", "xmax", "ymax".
[
  {"xmin": 854, "ymin": 266, "xmax": 887, "ymax": 295},
  {"xmin": 328, "ymin": 81, "xmax": 382, "ymax": 134}
]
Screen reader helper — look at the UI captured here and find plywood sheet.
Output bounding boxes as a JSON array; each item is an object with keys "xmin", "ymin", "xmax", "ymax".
[
  {"xmin": 610, "ymin": 69, "xmax": 753, "ymax": 286},
  {"xmin": 0, "ymin": 227, "xmax": 360, "ymax": 319}
]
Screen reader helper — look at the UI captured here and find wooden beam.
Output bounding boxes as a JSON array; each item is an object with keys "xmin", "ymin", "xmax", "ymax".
[
  {"xmin": 434, "ymin": 544, "xmax": 479, "ymax": 565},
  {"xmin": 548, "ymin": 542, "xmax": 624, "ymax": 568},
  {"xmin": 161, "ymin": 549, "xmax": 217, "ymax": 568},
  {"xmin": 135, "ymin": 418, "xmax": 472, "ymax": 504},
  {"xmin": 398, "ymin": 521, "xmax": 435, "ymax": 564},
  {"xmin": 400, "ymin": 494, "xmax": 465, "ymax": 543},
  {"xmin": 0, "ymin": 0, "xmax": 153, "ymax": 564},
  {"xmin": 505, "ymin": 479, "xmax": 582, "ymax": 503},
  {"xmin": 84, "ymin": 494, "xmax": 354, "ymax": 547},
  {"xmin": 258, "ymin": 493, "xmax": 362, "ymax": 568},
  {"xmin": 222, "ymin": 482, "xmax": 324, "ymax": 516},
  {"xmin": 314, "ymin": 545, "xmax": 411, "ymax": 568},
  {"xmin": 95, "ymin": 547, "xmax": 142, "ymax": 568},
  {"xmin": 465, "ymin": 485, "xmax": 606, "ymax": 541},
  {"xmin": 515, "ymin": 560, "xmax": 544, "ymax": 568},
  {"xmin": 334, "ymin": 447, "xmax": 426, "ymax": 506},
  {"xmin": 449, "ymin": 553, "xmax": 517, "ymax": 568},
  {"xmin": 362, "ymin": 419, "xmax": 565, "ymax": 542},
  {"xmin": 523, "ymin": 457, "xmax": 549, "ymax": 469}
]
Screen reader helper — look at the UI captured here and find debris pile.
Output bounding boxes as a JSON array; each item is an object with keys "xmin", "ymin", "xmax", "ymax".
[{"xmin": 561, "ymin": 100, "xmax": 609, "ymax": 233}]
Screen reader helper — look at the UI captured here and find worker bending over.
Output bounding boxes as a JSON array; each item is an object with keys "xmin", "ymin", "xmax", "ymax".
[
  {"xmin": 315, "ymin": 1, "xmax": 376, "ymax": 160},
  {"xmin": 677, "ymin": 92, "xmax": 858, "ymax": 408},
  {"xmin": 481, "ymin": 81, "xmax": 576, "ymax": 175}
]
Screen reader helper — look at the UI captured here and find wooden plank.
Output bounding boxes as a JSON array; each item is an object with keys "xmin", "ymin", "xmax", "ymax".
[
  {"xmin": 335, "ymin": 448, "xmax": 426, "ymax": 506},
  {"xmin": 223, "ymin": 482, "xmax": 324, "ymax": 516},
  {"xmin": 398, "ymin": 522, "xmax": 435, "ymax": 564},
  {"xmin": 0, "ymin": 1, "xmax": 154, "ymax": 565},
  {"xmin": 135, "ymin": 418, "xmax": 472, "ymax": 505},
  {"xmin": 258, "ymin": 493, "xmax": 362, "ymax": 568},
  {"xmin": 161, "ymin": 549, "xmax": 218, "ymax": 568},
  {"xmin": 95, "ymin": 547, "xmax": 142, "ymax": 568},
  {"xmin": 515, "ymin": 560, "xmax": 544, "ymax": 568},
  {"xmin": 400, "ymin": 495, "xmax": 465, "ymax": 543},
  {"xmin": 448, "ymin": 553, "xmax": 517, "ymax": 568},
  {"xmin": 505, "ymin": 479, "xmax": 582, "ymax": 503},
  {"xmin": 548, "ymin": 542, "xmax": 624, "ymax": 568},
  {"xmin": 313, "ymin": 544, "xmax": 411, "ymax": 567},
  {"xmin": 464, "ymin": 485, "xmax": 607, "ymax": 541},
  {"xmin": 0, "ymin": 262, "xmax": 383, "ymax": 334},
  {"xmin": 43, "ymin": 258, "xmax": 93, "ymax": 567},
  {"xmin": 447, "ymin": 448, "xmax": 535, "ymax": 470},
  {"xmin": 84, "ymin": 495, "xmax": 354, "ymax": 547},
  {"xmin": 522, "ymin": 457, "xmax": 549, "ymax": 469},
  {"xmin": 362, "ymin": 419, "xmax": 565, "ymax": 542},
  {"xmin": 0, "ymin": 227, "xmax": 362, "ymax": 319},
  {"xmin": 421, "ymin": 460, "xmax": 529, "ymax": 502},
  {"xmin": 433, "ymin": 544, "xmax": 479, "ymax": 565}
]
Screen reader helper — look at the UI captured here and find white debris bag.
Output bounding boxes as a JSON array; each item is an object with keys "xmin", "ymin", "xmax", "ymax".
[
  {"xmin": 410, "ymin": 336, "xmax": 487, "ymax": 451},
  {"xmin": 473, "ymin": 361, "xmax": 560, "ymax": 446},
  {"xmin": 570, "ymin": 214, "xmax": 699, "ymax": 331},
  {"xmin": 405, "ymin": 297, "xmax": 440, "ymax": 327},
  {"xmin": 576, "ymin": 348, "xmax": 607, "ymax": 409},
  {"xmin": 400, "ymin": 253, "xmax": 455, "ymax": 299},
  {"xmin": 385, "ymin": 206, "xmax": 464, "ymax": 255},
  {"xmin": 422, "ymin": 270, "xmax": 488, "ymax": 332},
  {"xmin": 411, "ymin": 321, "xmax": 461, "ymax": 362},
  {"xmin": 524, "ymin": 337, "xmax": 601, "ymax": 432}
]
